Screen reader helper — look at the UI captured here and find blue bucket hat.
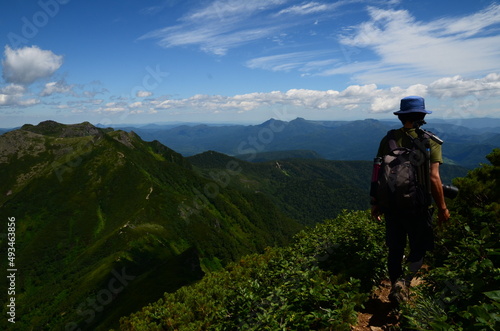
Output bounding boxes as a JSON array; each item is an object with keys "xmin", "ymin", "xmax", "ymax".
[{"xmin": 393, "ymin": 96, "xmax": 432, "ymax": 115}]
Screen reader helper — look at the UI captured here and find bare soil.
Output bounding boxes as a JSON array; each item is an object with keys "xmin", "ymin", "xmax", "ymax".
[{"xmin": 351, "ymin": 279, "xmax": 401, "ymax": 331}]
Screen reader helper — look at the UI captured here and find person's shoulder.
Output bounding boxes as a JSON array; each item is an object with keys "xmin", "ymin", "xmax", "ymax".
[{"xmin": 429, "ymin": 138, "xmax": 442, "ymax": 150}]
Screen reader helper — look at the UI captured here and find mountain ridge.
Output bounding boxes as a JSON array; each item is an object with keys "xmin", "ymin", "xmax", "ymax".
[
  {"xmin": 0, "ymin": 121, "xmax": 301, "ymax": 330},
  {"xmin": 116, "ymin": 117, "xmax": 499, "ymax": 168}
]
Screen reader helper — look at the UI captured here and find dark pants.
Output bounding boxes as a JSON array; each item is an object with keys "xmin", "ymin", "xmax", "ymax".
[{"xmin": 385, "ymin": 208, "xmax": 434, "ymax": 284}]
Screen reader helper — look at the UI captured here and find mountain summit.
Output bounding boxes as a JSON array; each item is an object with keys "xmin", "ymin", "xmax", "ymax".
[{"xmin": 20, "ymin": 120, "xmax": 112, "ymax": 138}]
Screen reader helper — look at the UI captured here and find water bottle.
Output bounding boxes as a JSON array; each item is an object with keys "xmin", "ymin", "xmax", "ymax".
[{"xmin": 371, "ymin": 157, "xmax": 382, "ymax": 183}]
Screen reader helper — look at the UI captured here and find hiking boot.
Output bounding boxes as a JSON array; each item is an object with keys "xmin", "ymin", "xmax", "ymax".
[{"xmin": 389, "ymin": 279, "xmax": 409, "ymax": 305}]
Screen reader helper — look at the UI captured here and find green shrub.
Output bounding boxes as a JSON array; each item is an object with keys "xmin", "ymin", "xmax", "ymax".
[{"xmin": 120, "ymin": 210, "xmax": 386, "ymax": 330}]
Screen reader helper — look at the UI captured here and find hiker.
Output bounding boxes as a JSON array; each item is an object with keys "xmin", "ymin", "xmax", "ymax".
[{"xmin": 370, "ymin": 96, "xmax": 450, "ymax": 304}]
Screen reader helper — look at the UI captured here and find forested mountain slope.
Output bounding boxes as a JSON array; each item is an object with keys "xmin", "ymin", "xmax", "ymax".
[
  {"xmin": 187, "ymin": 150, "xmax": 467, "ymax": 225},
  {"xmin": 0, "ymin": 121, "xmax": 300, "ymax": 330}
]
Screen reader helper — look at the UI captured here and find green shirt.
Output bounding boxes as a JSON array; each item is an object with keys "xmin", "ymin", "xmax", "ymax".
[{"xmin": 377, "ymin": 128, "xmax": 443, "ymax": 164}]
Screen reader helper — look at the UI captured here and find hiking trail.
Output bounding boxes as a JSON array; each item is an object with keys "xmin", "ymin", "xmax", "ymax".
[
  {"xmin": 351, "ymin": 279, "xmax": 400, "ymax": 331},
  {"xmin": 352, "ymin": 277, "xmax": 424, "ymax": 330}
]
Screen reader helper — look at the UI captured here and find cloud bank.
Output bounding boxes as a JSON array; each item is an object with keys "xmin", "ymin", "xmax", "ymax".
[{"xmin": 84, "ymin": 73, "xmax": 498, "ymax": 117}]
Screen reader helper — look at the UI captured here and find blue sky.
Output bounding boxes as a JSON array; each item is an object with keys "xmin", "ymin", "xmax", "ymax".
[{"xmin": 1, "ymin": 0, "xmax": 500, "ymax": 127}]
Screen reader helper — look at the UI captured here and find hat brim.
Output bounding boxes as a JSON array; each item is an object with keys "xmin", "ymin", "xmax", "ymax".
[{"xmin": 393, "ymin": 109, "xmax": 432, "ymax": 115}]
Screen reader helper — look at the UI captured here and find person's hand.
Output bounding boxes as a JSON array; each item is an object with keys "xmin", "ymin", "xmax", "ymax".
[
  {"xmin": 371, "ymin": 204, "xmax": 382, "ymax": 222},
  {"xmin": 437, "ymin": 208, "xmax": 450, "ymax": 227}
]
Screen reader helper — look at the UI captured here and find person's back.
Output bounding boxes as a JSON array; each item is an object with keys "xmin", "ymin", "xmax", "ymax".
[{"xmin": 370, "ymin": 96, "xmax": 450, "ymax": 304}]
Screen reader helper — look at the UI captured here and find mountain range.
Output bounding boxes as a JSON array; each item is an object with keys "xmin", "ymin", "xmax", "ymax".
[
  {"xmin": 0, "ymin": 119, "xmax": 476, "ymax": 329},
  {"xmin": 110, "ymin": 117, "xmax": 500, "ymax": 169}
]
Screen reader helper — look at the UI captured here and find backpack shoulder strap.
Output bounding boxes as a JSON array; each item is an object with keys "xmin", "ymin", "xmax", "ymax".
[
  {"xmin": 412, "ymin": 129, "xmax": 431, "ymax": 155},
  {"xmin": 386, "ymin": 129, "xmax": 398, "ymax": 151}
]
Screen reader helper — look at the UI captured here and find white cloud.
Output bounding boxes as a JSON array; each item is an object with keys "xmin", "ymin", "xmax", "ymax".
[
  {"xmin": 0, "ymin": 83, "xmax": 40, "ymax": 107},
  {"xmin": 186, "ymin": 0, "xmax": 287, "ymax": 21},
  {"xmin": 429, "ymin": 73, "xmax": 500, "ymax": 98},
  {"xmin": 136, "ymin": 90, "xmax": 153, "ymax": 97},
  {"xmin": 66, "ymin": 71, "xmax": 499, "ymax": 119},
  {"xmin": 17, "ymin": 98, "xmax": 39, "ymax": 107},
  {"xmin": 0, "ymin": 84, "xmax": 26, "ymax": 95},
  {"xmin": 2, "ymin": 46, "xmax": 63, "ymax": 85},
  {"xmin": 139, "ymin": 0, "xmax": 400, "ymax": 60},
  {"xmin": 275, "ymin": 1, "xmax": 362, "ymax": 17},
  {"xmin": 440, "ymin": 4, "xmax": 500, "ymax": 38},
  {"xmin": 142, "ymin": 20, "xmax": 282, "ymax": 56},
  {"xmin": 0, "ymin": 93, "xmax": 39, "ymax": 107},
  {"xmin": 129, "ymin": 101, "xmax": 143, "ymax": 108},
  {"xmin": 130, "ymin": 109, "xmax": 145, "ymax": 114},
  {"xmin": 139, "ymin": 0, "xmax": 346, "ymax": 55},
  {"xmin": 276, "ymin": 2, "xmax": 331, "ymax": 16},
  {"xmin": 135, "ymin": 73, "xmax": 497, "ymax": 116},
  {"xmin": 336, "ymin": 5, "xmax": 500, "ymax": 85},
  {"xmin": 149, "ymin": 82, "xmax": 425, "ymax": 113},
  {"xmin": 0, "ymin": 94, "xmax": 13, "ymax": 106},
  {"xmin": 40, "ymin": 80, "xmax": 74, "ymax": 96},
  {"xmin": 82, "ymin": 86, "xmax": 109, "ymax": 98},
  {"xmin": 247, "ymin": 51, "xmax": 335, "ymax": 72}
]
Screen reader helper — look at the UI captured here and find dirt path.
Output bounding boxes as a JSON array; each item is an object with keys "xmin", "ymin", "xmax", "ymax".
[
  {"xmin": 351, "ymin": 280, "xmax": 400, "ymax": 331},
  {"xmin": 352, "ymin": 277, "xmax": 425, "ymax": 330}
]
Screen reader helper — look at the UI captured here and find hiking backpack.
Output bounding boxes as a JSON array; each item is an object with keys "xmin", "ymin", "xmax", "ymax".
[{"xmin": 373, "ymin": 130, "xmax": 432, "ymax": 212}]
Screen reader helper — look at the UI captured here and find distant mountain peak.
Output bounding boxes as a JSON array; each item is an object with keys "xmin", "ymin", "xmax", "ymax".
[
  {"xmin": 21, "ymin": 120, "xmax": 113, "ymax": 138},
  {"xmin": 259, "ymin": 118, "xmax": 287, "ymax": 127}
]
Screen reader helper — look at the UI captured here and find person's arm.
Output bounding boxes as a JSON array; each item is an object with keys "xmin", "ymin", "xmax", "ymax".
[
  {"xmin": 370, "ymin": 139, "xmax": 387, "ymax": 221},
  {"xmin": 371, "ymin": 199, "xmax": 382, "ymax": 221},
  {"xmin": 430, "ymin": 162, "xmax": 450, "ymax": 226}
]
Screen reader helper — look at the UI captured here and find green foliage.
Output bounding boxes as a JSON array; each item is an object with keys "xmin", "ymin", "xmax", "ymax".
[
  {"xmin": 402, "ymin": 148, "xmax": 500, "ymax": 330},
  {"xmin": 0, "ymin": 123, "xmax": 300, "ymax": 330},
  {"xmin": 119, "ymin": 210, "xmax": 386, "ymax": 330},
  {"xmin": 293, "ymin": 210, "xmax": 387, "ymax": 292},
  {"xmin": 119, "ymin": 149, "xmax": 498, "ymax": 330},
  {"xmin": 189, "ymin": 151, "xmax": 377, "ymax": 224},
  {"xmin": 188, "ymin": 151, "xmax": 466, "ymax": 225}
]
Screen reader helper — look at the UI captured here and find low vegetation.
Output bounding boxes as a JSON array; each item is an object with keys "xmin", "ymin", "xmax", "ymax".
[
  {"xmin": 119, "ymin": 210, "xmax": 386, "ymax": 330},
  {"xmin": 120, "ymin": 149, "xmax": 499, "ymax": 330}
]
